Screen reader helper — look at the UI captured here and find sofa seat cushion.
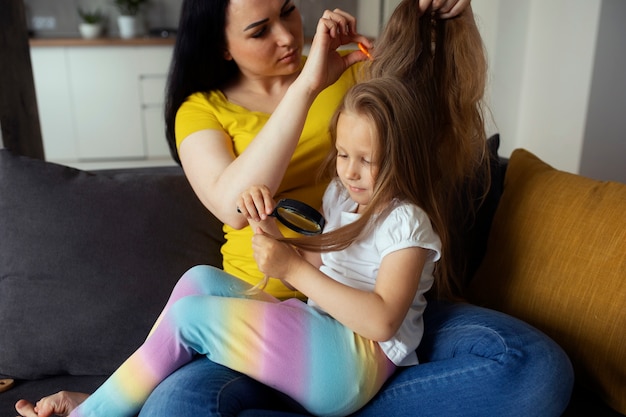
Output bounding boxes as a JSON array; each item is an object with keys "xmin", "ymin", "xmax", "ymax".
[
  {"xmin": 468, "ymin": 148, "xmax": 626, "ymax": 414},
  {"xmin": 0, "ymin": 150, "xmax": 224, "ymax": 379}
]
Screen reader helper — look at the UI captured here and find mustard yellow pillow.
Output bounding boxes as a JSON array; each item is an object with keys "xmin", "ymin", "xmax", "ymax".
[{"xmin": 468, "ymin": 148, "xmax": 626, "ymax": 414}]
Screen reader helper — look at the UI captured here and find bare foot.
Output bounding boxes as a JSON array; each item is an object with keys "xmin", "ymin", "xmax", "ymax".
[
  {"xmin": 15, "ymin": 391, "xmax": 89, "ymax": 417},
  {"xmin": 15, "ymin": 400, "xmax": 39, "ymax": 417}
]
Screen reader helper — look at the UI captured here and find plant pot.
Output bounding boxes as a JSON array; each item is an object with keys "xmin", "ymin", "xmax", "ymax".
[
  {"xmin": 117, "ymin": 15, "xmax": 137, "ymax": 39},
  {"xmin": 79, "ymin": 23, "xmax": 103, "ymax": 39}
]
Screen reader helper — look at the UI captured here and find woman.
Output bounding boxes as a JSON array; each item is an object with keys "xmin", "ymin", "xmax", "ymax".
[{"xmin": 15, "ymin": 0, "xmax": 573, "ymax": 416}]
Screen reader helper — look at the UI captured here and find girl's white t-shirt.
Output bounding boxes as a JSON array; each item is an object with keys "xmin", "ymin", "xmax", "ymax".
[{"xmin": 308, "ymin": 179, "xmax": 442, "ymax": 366}]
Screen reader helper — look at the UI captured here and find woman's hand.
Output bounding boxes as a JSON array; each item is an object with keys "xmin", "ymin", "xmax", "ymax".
[
  {"xmin": 15, "ymin": 392, "xmax": 89, "ymax": 417},
  {"xmin": 252, "ymin": 228, "xmax": 303, "ymax": 281},
  {"xmin": 418, "ymin": 0, "xmax": 471, "ymax": 18},
  {"xmin": 297, "ymin": 9, "xmax": 372, "ymax": 95}
]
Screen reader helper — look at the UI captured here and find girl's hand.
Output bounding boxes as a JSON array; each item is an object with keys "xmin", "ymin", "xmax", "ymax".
[
  {"xmin": 418, "ymin": 0, "xmax": 471, "ymax": 18},
  {"xmin": 297, "ymin": 9, "xmax": 372, "ymax": 95},
  {"xmin": 236, "ymin": 185, "xmax": 275, "ymax": 223},
  {"xmin": 252, "ymin": 228, "xmax": 302, "ymax": 280}
]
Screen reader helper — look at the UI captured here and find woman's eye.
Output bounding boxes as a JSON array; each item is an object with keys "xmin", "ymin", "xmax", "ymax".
[
  {"xmin": 281, "ymin": 5, "xmax": 296, "ymax": 17},
  {"xmin": 362, "ymin": 158, "xmax": 371, "ymax": 165},
  {"xmin": 251, "ymin": 27, "xmax": 267, "ymax": 38}
]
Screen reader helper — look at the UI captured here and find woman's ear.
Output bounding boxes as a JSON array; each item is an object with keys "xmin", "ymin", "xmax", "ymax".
[{"xmin": 223, "ymin": 49, "xmax": 233, "ymax": 61}]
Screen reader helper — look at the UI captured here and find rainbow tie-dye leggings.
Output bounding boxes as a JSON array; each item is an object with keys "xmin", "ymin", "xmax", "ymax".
[{"xmin": 69, "ymin": 265, "xmax": 396, "ymax": 417}]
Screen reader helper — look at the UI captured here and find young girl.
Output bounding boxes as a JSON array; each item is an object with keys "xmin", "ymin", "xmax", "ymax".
[{"xmin": 53, "ymin": 77, "xmax": 441, "ymax": 417}]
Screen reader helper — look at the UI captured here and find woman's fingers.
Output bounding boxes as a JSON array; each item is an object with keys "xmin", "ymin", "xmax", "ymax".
[
  {"xmin": 321, "ymin": 8, "xmax": 356, "ymax": 37},
  {"xmin": 418, "ymin": 0, "xmax": 471, "ymax": 18},
  {"xmin": 436, "ymin": 0, "xmax": 471, "ymax": 18}
]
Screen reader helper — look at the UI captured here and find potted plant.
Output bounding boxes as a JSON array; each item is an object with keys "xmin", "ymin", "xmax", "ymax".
[
  {"xmin": 78, "ymin": 8, "xmax": 104, "ymax": 39},
  {"xmin": 113, "ymin": 0, "xmax": 149, "ymax": 39}
]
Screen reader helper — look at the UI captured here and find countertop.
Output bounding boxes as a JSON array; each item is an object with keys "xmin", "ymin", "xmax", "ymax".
[{"xmin": 29, "ymin": 37, "xmax": 176, "ymax": 47}]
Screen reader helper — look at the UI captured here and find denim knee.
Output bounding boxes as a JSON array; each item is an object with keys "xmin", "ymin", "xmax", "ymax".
[{"xmin": 354, "ymin": 301, "xmax": 573, "ymax": 417}]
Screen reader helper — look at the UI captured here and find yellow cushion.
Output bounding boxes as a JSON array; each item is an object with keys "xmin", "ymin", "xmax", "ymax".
[{"xmin": 468, "ymin": 148, "xmax": 626, "ymax": 414}]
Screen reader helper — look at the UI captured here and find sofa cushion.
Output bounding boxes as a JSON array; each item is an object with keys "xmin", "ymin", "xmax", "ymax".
[
  {"xmin": 0, "ymin": 150, "xmax": 224, "ymax": 379},
  {"xmin": 468, "ymin": 148, "xmax": 626, "ymax": 414}
]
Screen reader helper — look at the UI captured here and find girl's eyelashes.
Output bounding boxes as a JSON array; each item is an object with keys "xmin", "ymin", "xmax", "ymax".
[{"xmin": 336, "ymin": 152, "xmax": 371, "ymax": 165}]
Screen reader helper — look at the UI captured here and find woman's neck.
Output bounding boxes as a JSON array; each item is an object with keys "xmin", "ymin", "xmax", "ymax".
[{"xmin": 222, "ymin": 71, "xmax": 300, "ymax": 113}]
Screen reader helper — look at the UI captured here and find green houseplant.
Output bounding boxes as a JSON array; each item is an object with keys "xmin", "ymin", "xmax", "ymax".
[
  {"xmin": 77, "ymin": 7, "xmax": 104, "ymax": 39},
  {"xmin": 113, "ymin": 0, "xmax": 149, "ymax": 38},
  {"xmin": 113, "ymin": 0, "xmax": 149, "ymax": 17},
  {"xmin": 78, "ymin": 8, "xmax": 104, "ymax": 24}
]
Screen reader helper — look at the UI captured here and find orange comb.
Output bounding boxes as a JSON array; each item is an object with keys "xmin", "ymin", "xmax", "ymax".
[{"xmin": 358, "ymin": 42, "xmax": 373, "ymax": 61}]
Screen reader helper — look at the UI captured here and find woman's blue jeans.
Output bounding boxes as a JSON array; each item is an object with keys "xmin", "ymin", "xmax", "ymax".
[{"xmin": 139, "ymin": 301, "xmax": 574, "ymax": 417}]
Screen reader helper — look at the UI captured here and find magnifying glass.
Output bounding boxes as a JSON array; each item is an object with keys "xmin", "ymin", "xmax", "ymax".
[
  {"xmin": 238, "ymin": 199, "xmax": 325, "ymax": 236},
  {"xmin": 273, "ymin": 199, "xmax": 325, "ymax": 235}
]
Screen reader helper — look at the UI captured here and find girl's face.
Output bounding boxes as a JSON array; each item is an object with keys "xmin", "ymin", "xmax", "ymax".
[
  {"xmin": 335, "ymin": 112, "xmax": 380, "ymax": 214},
  {"xmin": 224, "ymin": 0, "xmax": 303, "ymax": 79}
]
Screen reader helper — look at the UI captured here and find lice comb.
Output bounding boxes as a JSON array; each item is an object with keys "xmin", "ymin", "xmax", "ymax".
[{"xmin": 358, "ymin": 42, "xmax": 373, "ymax": 61}]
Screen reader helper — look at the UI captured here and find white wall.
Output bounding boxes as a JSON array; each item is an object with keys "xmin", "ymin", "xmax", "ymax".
[
  {"xmin": 580, "ymin": 0, "xmax": 626, "ymax": 183},
  {"xmin": 472, "ymin": 0, "xmax": 602, "ymax": 174}
]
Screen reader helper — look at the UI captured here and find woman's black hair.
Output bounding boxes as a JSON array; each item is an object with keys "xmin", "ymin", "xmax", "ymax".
[{"xmin": 164, "ymin": 0, "xmax": 239, "ymax": 164}]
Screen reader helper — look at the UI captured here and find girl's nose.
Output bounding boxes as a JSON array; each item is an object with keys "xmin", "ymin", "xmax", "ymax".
[{"xmin": 344, "ymin": 161, "xmax": 360, "ymax": 180}]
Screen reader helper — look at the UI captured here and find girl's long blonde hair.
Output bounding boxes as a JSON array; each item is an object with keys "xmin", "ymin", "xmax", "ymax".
[
  {"xmin": 362, "ymin": 2, "xmax": 491, "ymax": 299},
  {"xmin": 256, "ymin": 3, "xmax": 490, "ymax": 300}
]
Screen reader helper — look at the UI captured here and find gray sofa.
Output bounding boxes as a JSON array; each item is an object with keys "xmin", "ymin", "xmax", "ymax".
[{"xmin": 0, "ymin": 138, "xmax": 624, "ymax": 416}]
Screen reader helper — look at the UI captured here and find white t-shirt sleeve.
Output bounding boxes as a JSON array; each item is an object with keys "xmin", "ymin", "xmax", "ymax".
[{"xmin": 376, "ymin": 203, "xmax": 441, "ymax": 263}]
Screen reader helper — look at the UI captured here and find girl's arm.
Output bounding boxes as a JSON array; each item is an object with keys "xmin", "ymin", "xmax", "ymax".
[
  {"xmin": 252, "ymin": 231, "xmax": 427, "ymax": 342},
  {"xmin": 178, "ymin": 11, "xmax": 371, "ymax": 229}
]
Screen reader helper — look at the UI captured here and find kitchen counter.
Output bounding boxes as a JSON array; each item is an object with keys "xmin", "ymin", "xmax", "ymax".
[{"xmin": 29, "ymin": 37, "xmax": 175, "ymax": 47}]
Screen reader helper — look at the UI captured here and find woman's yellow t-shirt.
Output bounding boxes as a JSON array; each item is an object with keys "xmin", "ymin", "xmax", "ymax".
[{"xmin": 175, "ymin": 58, "xmax": 362, "ymax": 299}]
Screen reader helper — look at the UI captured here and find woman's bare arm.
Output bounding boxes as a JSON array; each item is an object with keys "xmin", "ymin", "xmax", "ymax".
[{"xmin": 179, "ymin": 12, "xmax": 370, "ymax": 228}]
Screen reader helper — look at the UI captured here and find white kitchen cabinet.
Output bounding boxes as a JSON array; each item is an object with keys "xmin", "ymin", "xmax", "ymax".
[
  {"xmin": 140, "ymin": 74, "xmax": 170, "ymax": 158},
  {"xmin": 67, "ymin": 47, "xmax": 145, "ymax": 160},
  {"xmin": 30, "ymin": 44, "xmax": 173, "ymax": 166},
  {"xmin": 30, "ymin": 48, "xmax": 77, "ymax": 161}
]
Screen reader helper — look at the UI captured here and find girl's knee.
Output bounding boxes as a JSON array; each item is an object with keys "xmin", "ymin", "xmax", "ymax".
[
  {"xmin": 177, "ymin": 265, "xmax": 234, "ymax": 296},
  {"xmin": 182, "ymin": 265, "xmax": 221, "ymax": 282}
]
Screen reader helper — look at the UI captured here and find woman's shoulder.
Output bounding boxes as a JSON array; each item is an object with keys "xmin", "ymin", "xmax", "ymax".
[
  {"xmin": 178, "ymin": 89, "xmax": 256, "ymax": 123},
  {"xmin": 175, "ymin": 90, "xmax": 237, "ymax": 149},
  {"xmin": 180, "ymin": 90, "xmax": 226, "ymax": 109}
]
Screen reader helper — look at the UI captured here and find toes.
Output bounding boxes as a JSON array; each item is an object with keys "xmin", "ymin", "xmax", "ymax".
[{"xmin": 15, "ymin": 399, "xmax": 37, "ymax": 417}]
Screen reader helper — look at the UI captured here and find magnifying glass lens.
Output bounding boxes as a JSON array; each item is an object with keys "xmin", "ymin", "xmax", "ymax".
[
  {"xmin": 272, "ymin": 199, "xmax": 325, "ymax": 236},
  {"xmin": 276, "ymin": 207, "xmax": 322, "ymax": 234}
]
